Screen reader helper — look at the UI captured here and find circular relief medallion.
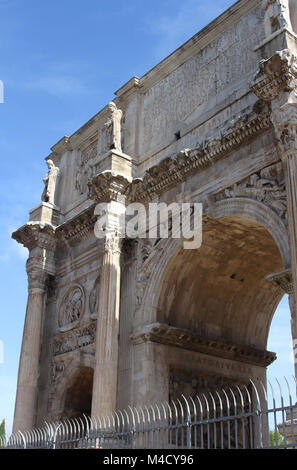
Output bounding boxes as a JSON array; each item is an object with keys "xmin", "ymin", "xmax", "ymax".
[{"xmin": 58, "ymin": 284, "xmax": 85, "ymax": 331}]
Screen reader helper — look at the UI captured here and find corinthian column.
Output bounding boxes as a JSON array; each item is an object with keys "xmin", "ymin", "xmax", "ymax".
[
  {"xmin": 251, "ymin": 49, "xmax": 297, "ymax": 375},
  {"xmin": 88, "ymin": 170, "xmax": 131, "ymax": 417},
  {"xmin": 272, "ymin": 106, "xmax": 297, "ymax": 372},
  {"xmin": 12, "ymin": 223, "xmax": 56, "ymax": 432},
  {"xmin": 91, "ymin": 231, "xmax": 122, "ymax": 416}
]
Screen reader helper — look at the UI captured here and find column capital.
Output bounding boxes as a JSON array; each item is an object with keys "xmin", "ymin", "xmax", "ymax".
[
  {"xmin": 12, "ymin": 221, "xmax": 57, "ymax": 283},
  {"xmin": 88, "ymin": 170, "xmax": 132, "ymax": 204},
  {"xmin": 251, "ymin": 49, "xmax": 297, "ymax": 102},
  {"xmin": 266, "ymin": 268, "xmax": 293, "ymax": 294},
  {"xmin": 12, "ymin": 221, "xmax": 56, "ymax": 252}
]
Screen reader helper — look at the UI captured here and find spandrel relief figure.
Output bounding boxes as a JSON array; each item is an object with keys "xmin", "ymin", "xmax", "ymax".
[{"xmin": 41, "ymin": 159, "xmax": 59, "ymax": 205}]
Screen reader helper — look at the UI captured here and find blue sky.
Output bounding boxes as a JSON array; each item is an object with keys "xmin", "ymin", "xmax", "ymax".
[{"xmin": 0, "ymin": 0, "xmax": 295, "ymax": 437}]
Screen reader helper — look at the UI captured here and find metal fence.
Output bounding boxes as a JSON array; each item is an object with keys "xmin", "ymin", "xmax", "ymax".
[{"xmin": 2, "ymin": 377, "xmax": 297, "ymax": 449}]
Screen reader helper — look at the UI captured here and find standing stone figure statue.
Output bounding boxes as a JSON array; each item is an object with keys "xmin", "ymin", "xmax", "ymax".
[
  {"xmin": 103, "ymin": 101, "xmax": 123, "ymax": 153},
  {"xmin": 41, "ymin": 159, "xmax": 59, "ymax": 205}
]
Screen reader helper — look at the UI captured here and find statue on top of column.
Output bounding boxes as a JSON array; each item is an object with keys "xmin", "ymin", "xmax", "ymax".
[
  {"xmin": 41, "ymin": 159, "xmax": 60, "ymax": 205},
  {"xmin": 103, "ymin": 101, "xmax": 123, "ymax": 153}
]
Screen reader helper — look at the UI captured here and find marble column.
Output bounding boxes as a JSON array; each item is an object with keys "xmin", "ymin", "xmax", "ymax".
[
  {"xmin": 272, "ymin": 104, "xmax": 297, "ymax": 376},
  {"xmin": 13, "ymin": 261, "xmax": 47, "ymax": 432},
  {"xmin": 91, "ymin": 232, "xmax": 122, "ymax": 417},
  {"xmin": 89, "ymin": 170, "xmax": 131, "ymax": 417},
  {"xmin": 252, "ymin": 48, "xmax": 297, "ymax": 377},
  {"xmin": 12, "ymin": 222, "xmax": 56, "ymax": 432}
]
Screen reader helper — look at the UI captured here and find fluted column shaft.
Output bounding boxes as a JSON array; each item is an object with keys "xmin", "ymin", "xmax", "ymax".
[
  {"xmin": 91, "ymin": 233, "xmax": 122, "ymax": 417},
  {"xmin": 13, "ymin": 264, "xmax": 47, "ymax": 432},
  {"xmin": 272, "ymin": 103, "xmax": 297, "ymax": 376}
]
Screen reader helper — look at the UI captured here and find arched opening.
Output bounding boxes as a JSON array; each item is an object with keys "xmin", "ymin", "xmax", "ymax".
[
  {"xmin": 63, "ymin": 366, "xmax": 94, "ymax": 419},
  {"xmin": 157, "ymin": 215, "xmax": 284, "ymax": 350}
]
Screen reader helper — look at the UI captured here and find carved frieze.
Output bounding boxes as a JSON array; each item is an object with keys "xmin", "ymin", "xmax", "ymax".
[
  {"xmin": 58, "ymin": 284, "xmax": 85, "ymax": 331},
  {"xmin": 53, "ymin": 321, "xmax": 96, "ymax": 356},
  {"xmin": 57, "ymin": 204, "xmax": 97, "ymax": 244},
  {"xmin": 214, "ymin": 162, "xmax": 287, "ymax": 221}
]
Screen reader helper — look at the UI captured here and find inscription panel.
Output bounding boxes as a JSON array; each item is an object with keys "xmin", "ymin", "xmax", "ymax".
[{"xmin": 139, "ymin": 6, "xmax": 264, "ymax": 157}]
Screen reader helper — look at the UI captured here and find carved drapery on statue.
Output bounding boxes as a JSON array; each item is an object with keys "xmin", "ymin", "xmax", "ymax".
[
  {"xmin": 41, "ymin": 159, "xmax": 59, "ymax": 205},
  {"xmin": 100, "ymin": 102, "xmax": 123, "ymax": 154}
]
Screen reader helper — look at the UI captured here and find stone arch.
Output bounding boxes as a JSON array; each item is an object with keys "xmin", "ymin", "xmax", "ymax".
[
  {"xmin": 209, "ymin": 198, "xmax": 290, "ymax": 268},
  {"xmin": 49, "ymin": 353, "xmax": 94, "ymax": 420},
  {"xmin": 63, "ymin": 366, "xmax": 93, "ymax": 419},
  {"xmin": 138, "ymin": 197, "xmax": 289, "ymax": 351}
]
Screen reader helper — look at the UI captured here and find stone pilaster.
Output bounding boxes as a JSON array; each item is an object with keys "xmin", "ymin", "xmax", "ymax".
[
  {"xmin": 251, "ymin": 49, "xmax": 297, "ymax": 376},
  {"xmin": 88, "ymin": 170, "xmax": 131, "ymax": 417},
  {"xmin": 272, "ymin": 106, "xmax": 297, "ymax": 368},
  {"xmin": 12, "ymin": 222, "xmax": 56, "ymax": 432}
]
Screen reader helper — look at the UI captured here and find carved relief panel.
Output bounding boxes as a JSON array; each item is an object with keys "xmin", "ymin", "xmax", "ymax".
[
  {"xmin": 89, "ymin": 276, "xmax": 100, "ymax": 320},
  {"xmin": 75, "ymin": 135, "xmax": 98, "ymax": 195},
  {"xmin": 214, "ymin": 162, "xmax": 287, "ymax": 222},
  {"xmin": 58, "ymin": 284, "xmax": 85, "ymax": 332}
]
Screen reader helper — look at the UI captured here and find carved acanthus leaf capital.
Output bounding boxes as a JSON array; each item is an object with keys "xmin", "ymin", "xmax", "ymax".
[
  {"xmin": 266, "ymin": 268, "xmax": 293, "ymax": 294},
  {"xmin": 251, "ymin": 50, "xmax": 297, "ymax": 102},
  {"xmin": 12, "ymin": 222, "xmax": 56, "ymax": 252},
  {"xmin": 88, "ymin": 170, "xmax": 132, "ymax": 204}
]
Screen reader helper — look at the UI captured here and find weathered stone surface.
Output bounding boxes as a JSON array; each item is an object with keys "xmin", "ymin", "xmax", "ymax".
[{"xmin": 11, "ymin": 0, "xmax": 297, "ymax": 435}]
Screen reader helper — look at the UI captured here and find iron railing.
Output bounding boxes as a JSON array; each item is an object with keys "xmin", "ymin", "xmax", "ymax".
[{"xmin": 2, "ymin": 377, "xmax": 297, "ymax": 449}]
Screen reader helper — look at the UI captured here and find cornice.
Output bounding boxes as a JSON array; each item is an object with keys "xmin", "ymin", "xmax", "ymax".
[
  {"xmin": 130, "ymin": 323, "xmax": 276, "ymax": 367},
  {"xmin": 125, "ymin": 110, "xmax": 272, "ymax": 202},
  {"xmin": 57, "ymin": 204, "xmax": 97, "ymax": 244}
]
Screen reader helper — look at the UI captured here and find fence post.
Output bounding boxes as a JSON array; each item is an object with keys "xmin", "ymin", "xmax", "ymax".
[{"xmin": 250, "ymin": 380, "xmax": 263, "ymax": 449}]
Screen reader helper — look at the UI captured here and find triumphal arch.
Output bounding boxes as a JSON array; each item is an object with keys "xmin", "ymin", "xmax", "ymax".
[{"xmin": 12, "ymin": 0, "xmax": 297, "ymax": 432}]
